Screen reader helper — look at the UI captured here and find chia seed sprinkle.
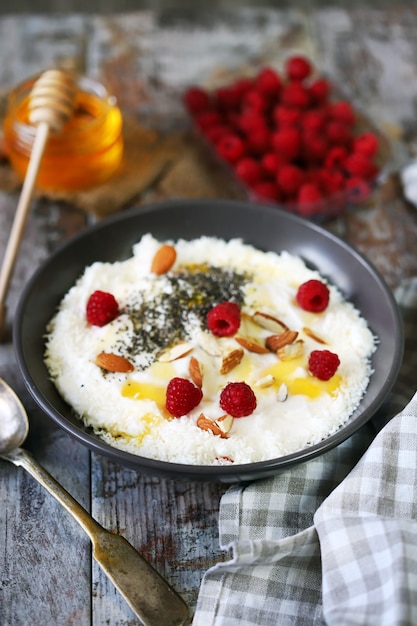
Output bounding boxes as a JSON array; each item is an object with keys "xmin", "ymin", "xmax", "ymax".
[{"xmin": 112, "ymin": 264, "xmax": 250, "ymax": 370}]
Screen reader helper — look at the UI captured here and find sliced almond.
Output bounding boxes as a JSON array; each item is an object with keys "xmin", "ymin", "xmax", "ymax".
[
  {"xmin": 253, "ymin": 374, "xmax": 276, "ymax": 388},
  {"xmin": 151, "ymin": 244, "xmax": 176, "ymax": 275},
  {"xmin": 215, "ymin": 413, "xmax": 234, "ymax": 435},
  {"xmin": 277, "ymin": 340, "xmax": 304, "ymax": 361},
  {"xmin": 239, "ymin": 312, "xmax": 262, "ymax": 335},
  {"xmin": 252, "ymin": 311, "xmax": 289, "ymax": 334},
  {"xmin": 302, "ymin": 326, "xmax": 327, "ymax": 344},
  {"xmin": 277, "ymin": 383, "xmax": 288, "ymax": 402},
  {"xmin": 95, "ymin": 352, "xmax": 134, "ymax": 373},
  {"xmin": 158, "ymin": 341, "xmax": 193, "ymax": 362},
  {"xmin": 197, "ymin": 413, "xmax": 229, "ymax": 438},
  {"xmin": 220, "ymin": 348, "xmax": 244, "ymax": 375},
  {"xmin": 266, "ymin": 329, "xmax": 299, "ymax": 352},
  {"xmin": 196, "ymin": 331, "xmax": 222, "ymax": 356},
  {"xmin": 189, "ymin": 356, "xmax": 203, "ymax": 388},
  {"xmin": 235, "ymin": 334, "xmax": 269, "ymax": 354}
]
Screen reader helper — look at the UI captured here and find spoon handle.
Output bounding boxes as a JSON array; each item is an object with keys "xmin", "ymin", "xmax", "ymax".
[{"xmin": 3, "ymin": 447, "xmax": 188, "ymax": 626}]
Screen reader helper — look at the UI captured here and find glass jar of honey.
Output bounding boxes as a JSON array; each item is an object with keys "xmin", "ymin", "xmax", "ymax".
[{"xmin": 3, "ymin": 73, "xmax": 124, "ymax": 191}]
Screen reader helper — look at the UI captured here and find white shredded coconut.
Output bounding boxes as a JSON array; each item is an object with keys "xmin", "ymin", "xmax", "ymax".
[{"xmin": 44, "ymin": 234, "xmax": 377, "ymax": 465}]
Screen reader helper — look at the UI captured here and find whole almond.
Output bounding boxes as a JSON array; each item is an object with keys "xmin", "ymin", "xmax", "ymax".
[
  {"xmin": 266, "ymin": 330, "xmax": 298, "ymax": 352},
  {"xmin": 95, "ymin": 352, "xmax": 134, "ymax": 373},
  {"xmin": 151, "ymin": 244, "xmax": 176, "ymax": 275}
]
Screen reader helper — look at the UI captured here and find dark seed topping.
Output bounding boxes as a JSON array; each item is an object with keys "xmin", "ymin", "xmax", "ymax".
[{"xmin": 111, "ymin": 264, "xmax": 250, "ymax": 370}]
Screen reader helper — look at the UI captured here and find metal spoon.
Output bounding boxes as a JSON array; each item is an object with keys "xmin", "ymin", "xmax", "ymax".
[{"xmin": 0, "ymin": 377, "xmax": 188, "ymax": 626}]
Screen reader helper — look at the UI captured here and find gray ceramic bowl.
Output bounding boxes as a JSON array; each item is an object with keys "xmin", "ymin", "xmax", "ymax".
[{"xmin": 14, "ymin": 199, "xmax": 403, "ymax": 482}]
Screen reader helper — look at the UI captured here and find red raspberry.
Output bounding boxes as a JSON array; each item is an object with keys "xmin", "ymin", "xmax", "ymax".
[
  {"xmin": 254, "ymin": 67, "xmax": 282, "ymax": 96},
  {"xmin": 219, "ymin": 382, "xmax": 257, "ymax": 417},
  {"xmin": 204, "ymin": 124, "xmax": 232, "ymax": 143},
  {"xmin": 195, "ymin": 110, "xmax": 222, "ymax": 130},
  {"xmin": 216, "ymin": 134, "xmax": 246, "ymax": 163},
  {"xmin": 303, "ymin": 167, "xmax": 321, "ymax": 184},
  {"xmin": 183, "ymin": 86, "xmax": 211, "ymax": 114},
  {"xmin": 281, "ymin": 82, "xmax": 310, "ymax": 109},
  {"xmin": 324, "ymin": 146, "xmax": 348, "ymax": 169},
  {"xmin": 272, "ymin": 128, "xmax": 301, "ymax": 160},
  {"xmin": 326, "ymin": 121, "xmax": 353, "ymax": 146},
  {"xmin": 252, "ymin": 180, "xmax": 282, "ymax": 203},
  {"xmin": 319, "ymin": 168, "xmax": 345, "ymax": 194},
  {"xmin": 297, "ymin": 183, "xmax": 323, "ymax": 206},
  {"xmin": 231, "ymin": 77, "xmax": 253, "ymax": 98},
  {"xmin": 345, "ymin": 177, "xmax": 372, "ymax": 203},
  {"xmin": 238, "ymin": 112, "xmax": 268, "ymax": 135},
  {"xmin": 272, "ymin": 105, "xmax": 302, "ymax": 127},
  {"xmin": 261, "ymin": 151, "xmax": 288, "ymax": 175},
  {"xmin": 308, "ymin": 350, "xmax": 340, "ymax": 381},
  {"xmin": 234, "ymin": 157, "xmax": 263, "ymax": 186},
  {"xmin": 285, "ymin": 55, "xmax": 313, "ymax": 81},
  {"xmin": 243, "ymin": 90, "xmax": 269, "ymax": 114},
  {"xmin": 296, "ymin": 279, "xmax": 330, "ymax": 312},
  {"xmin": 309, "ymin": 79, "xmax": 331, "ymax": 104},
  {"xmin": 86, "ymin": 290, "xmax": 119, "ymax": 326},
  {"xmin": 302, "ymin": 110, "xmax": 326, "ymax": 132},
  {"xmin": 353, "ymin": 132, "xmax": 379, "ymax": 157},
  {"xmin": 302, "ymin": 132, "xmax": 329, "ymax": 162},
  {"xmin": 344, "ymin": 153, "xmax": 378, "ymax": 179},
  {"xmin": 215, "ymin": 86, "xmax": 241, "ymax": 110},
  {"xmin": 246, "ymin": 128, "xmax": 271, "ymax": 155},
  {"xmin": 276, "ymin": 164, "xmax": 304, "ymax": 195},
  {"xmin": 166, "ymin": 377, "xmax": 203, "ymax": 418},
  {"xmin": 207, "ymin": 302, "xmax": 241, "ymax": 337},
  {"xmin": 329, "ymin": 101, "xmax": 356, "ymax": 125}
]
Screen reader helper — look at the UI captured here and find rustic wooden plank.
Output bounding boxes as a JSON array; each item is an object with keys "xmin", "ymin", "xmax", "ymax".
[
  {"xmin": 312, "ymin": 7, "xmax": 417, "ymax": 130},
  {"xmin": 0, "ymin": 191, "xmax": 92, "ymax": 626},
  {"xmin": 0, "ymin": 14, "xmax": 89, "ymax": 85},
  {"xmin": 87, "ymin": 9, "xmax": 319, "ymax": 121},
  {"xmin": 310, "ymin": 7, "xmax": 417, "ymax": 288},
  {"xmin": 0, "ymin": 8, "xmax": 92, "ymax": 600},
  {"xmin": 90, "ymin": 456, "xmax": 228, "ymax": 624},
  {"xmin": 0, "ymin": 418, "xmax": 92, "ymax": 626}
]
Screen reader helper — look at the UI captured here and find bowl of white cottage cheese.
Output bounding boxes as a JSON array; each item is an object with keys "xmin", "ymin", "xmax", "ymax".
[{"xmin": 14, "ymin": 199, "xmax": 403, "ymax": 481}]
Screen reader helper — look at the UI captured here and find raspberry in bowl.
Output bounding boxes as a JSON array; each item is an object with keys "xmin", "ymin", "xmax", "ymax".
[{"xmin": 183, "ymin": 56, "xmax": 390, "ymax": 220}]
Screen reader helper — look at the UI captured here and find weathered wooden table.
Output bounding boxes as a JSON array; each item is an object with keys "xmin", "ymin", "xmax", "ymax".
[{"xmin": 2, "ymin": 7, "xmax": 417, "ymax": 625}]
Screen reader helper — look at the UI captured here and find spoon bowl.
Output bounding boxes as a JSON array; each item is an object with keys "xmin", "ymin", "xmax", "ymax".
[
  {"xmin": 0, "ymin": 379, "xmax": 28, "ymax": 452},
  {"xmin": 0, "ymin": 377, "xmax": 188, "ymax": 626}
]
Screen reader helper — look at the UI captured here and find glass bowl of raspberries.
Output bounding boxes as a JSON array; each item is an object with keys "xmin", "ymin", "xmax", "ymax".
[{"xmin": 183, "ymin": 55, "xmax": 390, "ymax": 220}]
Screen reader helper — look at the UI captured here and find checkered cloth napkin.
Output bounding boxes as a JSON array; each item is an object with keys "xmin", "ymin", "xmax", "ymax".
[{"xmin": 194, "ymin": 278, "xmax": 417, "ymax": 626}]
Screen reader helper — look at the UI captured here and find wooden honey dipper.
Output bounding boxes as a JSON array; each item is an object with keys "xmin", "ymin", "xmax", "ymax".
[{"xmin": 0, "ymin": 69, "xmax": 77, "ymax": 340}]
